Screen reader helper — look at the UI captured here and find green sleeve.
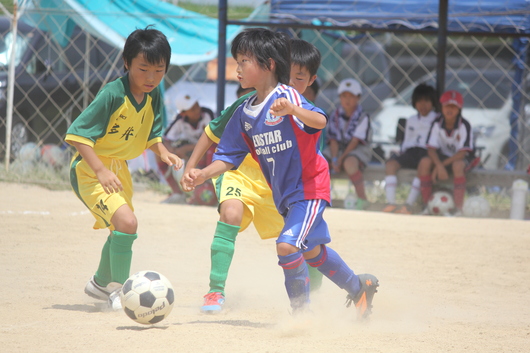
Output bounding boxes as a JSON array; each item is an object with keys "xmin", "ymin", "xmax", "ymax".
[
  {"xmin": 148, "ymin": 85, "xmax": 165, "ymax": 142},
  {"xmin": 208, "ymin": 91, "xmax": 255, "ymax": 140},
  {"xmin": 65, "ymin": 82, "xmax": 124, "ymax": 143}
]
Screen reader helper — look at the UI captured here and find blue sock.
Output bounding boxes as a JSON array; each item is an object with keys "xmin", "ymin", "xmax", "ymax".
[
  {"xmin": 278, "ymin": 252, "xmax": 310, "ymax": 310},
  {"xmin": 306, "ymin": 245, "xmax": 360, "ymax": 296}
]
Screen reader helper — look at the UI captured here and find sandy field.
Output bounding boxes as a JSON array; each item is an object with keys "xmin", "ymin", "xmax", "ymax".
[{"xmin": 0, "ymin": 181, "xmax": 529, "ymax": 353}]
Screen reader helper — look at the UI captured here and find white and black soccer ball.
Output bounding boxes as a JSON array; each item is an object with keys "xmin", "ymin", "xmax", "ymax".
[
  {"xmin": 427, "ymin": 190, "xmax": 455, "ymax": 215},
  {"xmin": 121, "ymin": 270, "xmax": 175, "ymax": 325},
  {"xmin": 463, "ymin": 195, "xmax": 491, "ymax": 218}
]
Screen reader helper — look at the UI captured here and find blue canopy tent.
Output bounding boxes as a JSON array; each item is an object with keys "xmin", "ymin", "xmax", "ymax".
[
  {"xmin": 22, "ymin": 0, "xmax": 243, "ymax": 66},
  {"xmin": 221, "ymin": 0, "xmax": 530, "ymax": 169}
]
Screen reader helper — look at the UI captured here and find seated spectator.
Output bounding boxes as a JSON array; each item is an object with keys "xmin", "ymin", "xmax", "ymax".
[
  {"xmin": 383, "ymin": 83, "xmax": 439, "ymax": 214},
  {"xmin": 417, "ymin": 90, "xmax": 475, "ymax": 216},
  {"xmin": 325, "ymin": 78, "xmax": 372, "ymax": 210},
  {"xmin": 159, "ymin": 91, "xmax": 214, "ymax": 204}
]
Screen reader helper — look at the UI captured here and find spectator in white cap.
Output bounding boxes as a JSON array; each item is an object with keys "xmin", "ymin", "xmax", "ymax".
[
  {"xmin": 158, "ymin": 91, "xmax": 215, "ymax": 204},
  {"xmin": 324, "ymin": 78, "xmax": 372, "ymax": 210}
]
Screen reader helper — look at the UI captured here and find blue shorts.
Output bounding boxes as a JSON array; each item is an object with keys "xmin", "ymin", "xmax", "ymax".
[{"xmin": 276, "ymin": 199, "xmax": 331, "ymax": 252}]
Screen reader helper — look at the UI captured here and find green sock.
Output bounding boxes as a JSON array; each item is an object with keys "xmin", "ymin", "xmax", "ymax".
[
  {"xmin": 209, "ymin": 221, "xmax": 240, "ymax": 295},
  {"xmin": 109, "ymin": 231, "xmax": 138, "ymax": 284},
  {"xmin": 308, "ymin": 265, "xmax": 323, "ymax": 292},
  {"xmin": 94, "ymin": 235, "xmax": 112, "ymax": 287}
]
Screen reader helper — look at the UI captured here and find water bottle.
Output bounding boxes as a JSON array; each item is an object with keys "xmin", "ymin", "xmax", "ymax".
[
  {"xmin": 510, "ymin": 179, "xmax": 528, "ymax": 220},
  {"xmin": 343, "ymin": 181, "xmax": 357, "ymax": 209}
]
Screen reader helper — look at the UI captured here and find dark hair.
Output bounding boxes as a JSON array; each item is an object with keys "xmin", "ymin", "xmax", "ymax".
[
  {"xmin": 412, "ymin": 83, "xmax": 437, "ymax": 110},
  {"xmin": 236, "ymin": 84, "xmax": 254, "ymax": 97},
  {"xmin": 123, "ymin": 25, "xmax": 171, "ymax": 73},
  {"xmin": 231, "ymin": 28, "xmax": 290, "ymax": 85},
  {"xmin": 290, "ymin": 39, "xmax": 321, "ymax": 77}
]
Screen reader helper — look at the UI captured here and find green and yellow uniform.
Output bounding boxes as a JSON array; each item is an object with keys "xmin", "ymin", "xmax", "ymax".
[
  {"xmin": 208, "ymin": 93, "xmax": 283, "ymax": 240},
  {"xmin": 65, "ymin": 75, "xmax": 164, "ymax": 230}
]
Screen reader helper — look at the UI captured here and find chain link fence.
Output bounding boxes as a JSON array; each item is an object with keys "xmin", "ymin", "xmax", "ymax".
[{"xmin": 1, "ymin": 1, "xmax": 529, "ymax": 182}]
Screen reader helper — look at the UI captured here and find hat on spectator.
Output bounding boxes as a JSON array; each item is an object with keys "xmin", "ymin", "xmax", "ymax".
[
  {"xmin": 175, "ymin": 92, "xmax": 199, "ymax": 112},
  {"xmin": 338, "ymin": 78, "xmax": 362, "ymax": 96},
  {"xmin": 440, "ymin": 90, "xmax": 463, "ymax": 109}
]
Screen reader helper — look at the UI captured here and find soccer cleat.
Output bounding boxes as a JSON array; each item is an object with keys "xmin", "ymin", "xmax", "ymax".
[
  {"xmin": 84, "ymin": 276, "xmax": 121, "ymax": 301},
  {"xmin": 201, "ymin": 292, "xmax": 225, "ymax": 314},
  {"xmin": 107, "ymin": 288, "xmax": 122, "ymax": 311},
  {"xmin": 395, "ymin": 204, "xmax": 413, "ymax": 215},
  {"xmin": 345, "ymin": 274, "xmax": 379, "ymax": 320},
  {"xmin": 382, "ymin": 204, "xmax": 398, "ymax": 213}
]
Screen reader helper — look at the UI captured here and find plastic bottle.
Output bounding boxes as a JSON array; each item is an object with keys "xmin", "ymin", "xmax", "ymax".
[
  {"xmin": 343, "ymin": 181, "xmax": 357, "ymax": 209},
  {"xmin": 509, "ymin": 179, "xmax": 528, "ymax": 220}
]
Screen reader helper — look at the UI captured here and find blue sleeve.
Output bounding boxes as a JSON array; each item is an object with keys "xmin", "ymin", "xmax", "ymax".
[
  {"xmin": 301, "ymin": 100, "xmax": 327, "ymax": 134},
  {"xmin": 212, "ymin": 108, "xmax": 251, "ymax": 169}
]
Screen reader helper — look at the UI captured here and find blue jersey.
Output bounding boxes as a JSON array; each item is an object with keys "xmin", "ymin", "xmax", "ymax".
[{"xmin": 213, "ymin": 84, "xmax": 330, "ymax": 215}]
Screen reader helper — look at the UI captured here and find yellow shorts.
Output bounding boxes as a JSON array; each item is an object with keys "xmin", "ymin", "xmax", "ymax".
[
  {"xmin": 213, "ymin": 156, "xmax": 283, "ymax": 239},
  {"xmin": 69, "ymin": 154, "xmax": 134, "ymax": 230}
]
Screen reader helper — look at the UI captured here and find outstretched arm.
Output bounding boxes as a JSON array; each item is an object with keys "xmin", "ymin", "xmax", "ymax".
[
  {"xmin": 180, "ymin": 132, "xmax": 214, "ymax": 187},
  {"xmin": 182, "ymin": 160, "xmax": 234, "ymax": 191},
  {"xmin": 149, "ymin": 142, "xmax": 183, "ymax": 170}
]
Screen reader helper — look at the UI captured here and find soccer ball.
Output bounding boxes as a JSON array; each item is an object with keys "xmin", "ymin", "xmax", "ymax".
[
  {"xmin": 120, "ymin": 271, "xmax": 175, "ymax": 325},
  {"xmin": 427, "ymin": 190, "xmax": 455, "ymax": 215},
  {"xmin": 463, "ymin": 195, "xmax": 491, "ymax": 218},
  {"xmin": 17, "ymin": 142, "xmax": 40, "ymax": 162},
  {"xmin": 41, "ymin": 144, "xmax": 67, "ymax": 168}
]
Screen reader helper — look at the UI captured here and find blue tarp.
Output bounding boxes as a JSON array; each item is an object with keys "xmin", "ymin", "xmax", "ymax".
[
  {"xmin": 270, "ymin": 0, "xmax": 530, "ymax": 34},
  {"xmin": 23, "ymin": 0, "xmax": 242, "ymax": 65},
  {"xmin": 270, "ymin": 0, "xmax": 530, "ymax": 169}
]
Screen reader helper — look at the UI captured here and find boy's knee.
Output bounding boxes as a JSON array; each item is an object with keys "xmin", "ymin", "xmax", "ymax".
[
  {"xmin": 276, "ymin": 242, "xmax": 299, "ymax": 256},
  {"xmin": 385, "ymin": 159, "xmax": 400, "ymax": 174},
  {"xmin": 219, "ymin": 203, "xmax": 244, "ymax": 226},
  {"xmin": 112, "ymin": 215, "xmax": 138, "ymax": 234}
]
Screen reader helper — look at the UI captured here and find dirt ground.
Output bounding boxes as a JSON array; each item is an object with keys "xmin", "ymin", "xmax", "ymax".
[{"xmin": 1, "ymin": 181, "xmax": 529, "ymax": 353}]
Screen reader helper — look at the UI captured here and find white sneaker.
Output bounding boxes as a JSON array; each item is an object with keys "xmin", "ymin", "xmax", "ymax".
[
  {"xmin": 108, "ymin": 288, "xmax": 122, "ymax": 311},
  {"xmin": 84, "ymin": 276, "xmax": 121, "ymax": 301}
]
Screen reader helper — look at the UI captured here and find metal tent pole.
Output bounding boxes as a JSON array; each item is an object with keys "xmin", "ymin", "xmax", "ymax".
[
  {"xmin": 217, "ymin": 0, "xmax": 228, "ymax": 118},
  {"xmin": 4, "ymin": 0, "xmax": 18, "ymax": 170}
]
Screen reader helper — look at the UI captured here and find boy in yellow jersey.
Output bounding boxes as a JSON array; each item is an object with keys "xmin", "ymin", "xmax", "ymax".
[
  {"xmin": 181, "ymin": 39, "xmax": 324, "ymax": 313},
  {"xmin": 65, "ymin": 26, "xmax": 182, "ymax": 310}
]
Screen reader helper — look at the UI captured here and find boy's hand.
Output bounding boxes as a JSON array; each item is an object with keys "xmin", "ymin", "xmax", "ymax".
[
  {"xmin": 432, "ymin": 164, "xmax": 449, "ymax": 181},
  {"xmin": 270, "ymin": 97, "xmax": 294, "ymax": 116},
  {"xmin": 161, "ymin": 152, "xmax": 183, "ymax": 171},
  {"xmin": 332, "ymin": 157, "xmax": 342, "ymax": 173},
  {"xmin": 181, "ymin": 168, "xmax": 206, "ymax": 192},
  {"xmin": 96, "ymin": 168, "xmax": 123, "ymax": 194}
]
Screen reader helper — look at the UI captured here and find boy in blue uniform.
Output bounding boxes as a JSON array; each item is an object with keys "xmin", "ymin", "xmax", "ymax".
[
  {"xmin": 181, "ymin": 39, "xmax": 324, "ymax": 313},
  {"xmin": 65, "ymin": 27, "xmax": 182, "ymax": 310},
  {"xmin": 184, "ymin": 28, "xmax": 379, "ymax": 318}
]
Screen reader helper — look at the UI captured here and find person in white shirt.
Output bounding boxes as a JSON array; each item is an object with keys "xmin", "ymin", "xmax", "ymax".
[
  {"xmin": 159, "ymin": 91, "xmax": 214, "ymax": 204},
  {"xmin": 383, "ymin": 84, "xmax": 438, "ymax": 214},
  {"xmin": 418, "ymin": 90, "xmax": 475, "ymax": 215}
]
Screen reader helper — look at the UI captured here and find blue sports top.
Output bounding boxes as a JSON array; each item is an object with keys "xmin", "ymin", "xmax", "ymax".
[{"xmin": 213, "ymin": 84, "xmax": 330, "ymax": 215}]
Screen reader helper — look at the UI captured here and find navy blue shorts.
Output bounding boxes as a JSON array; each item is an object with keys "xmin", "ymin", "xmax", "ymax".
[{"xmin": 276, "ymin": 199, "xmax": 331, "ymax": 251}]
